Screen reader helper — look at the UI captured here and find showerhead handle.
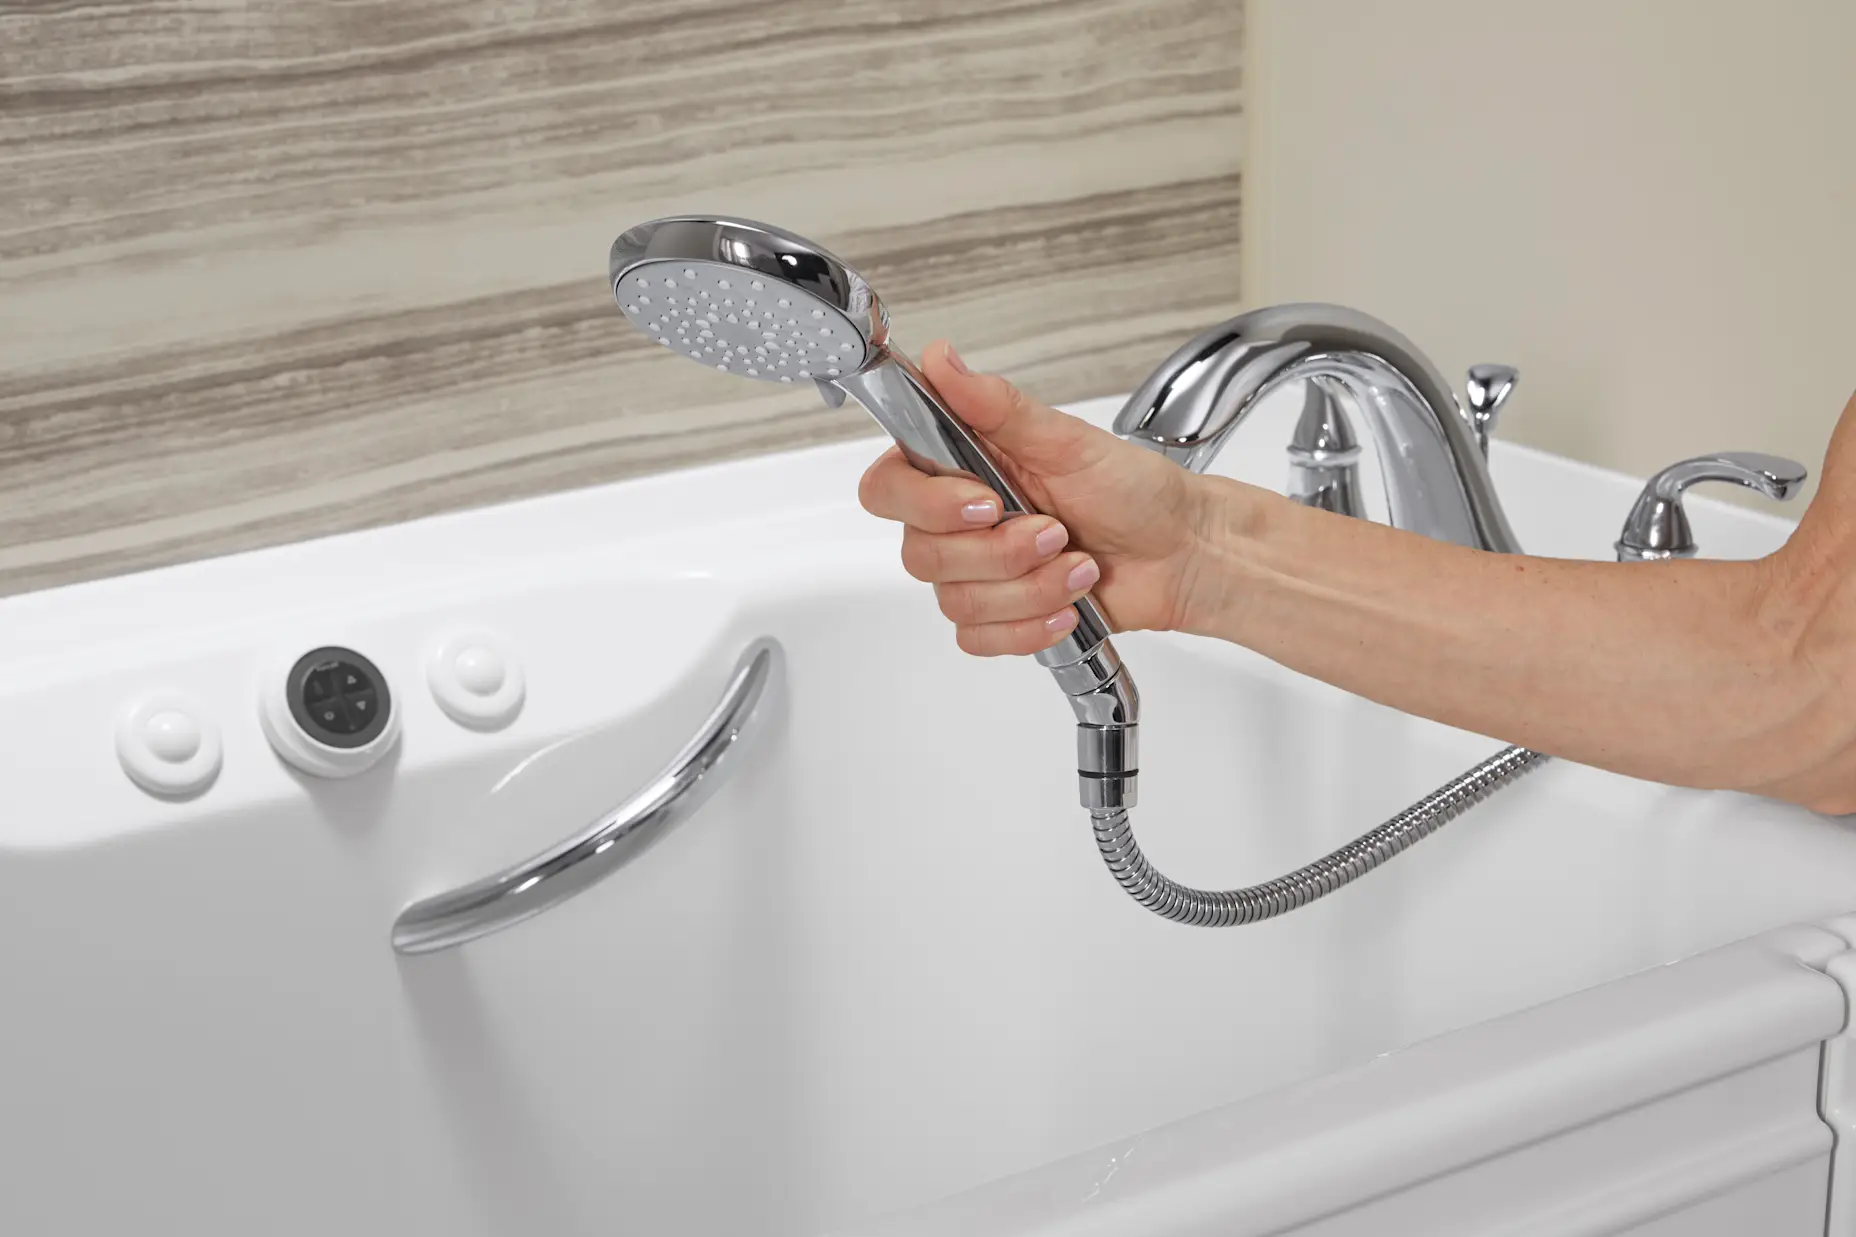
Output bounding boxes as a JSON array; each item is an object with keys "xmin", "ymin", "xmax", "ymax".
[
  {"xmin": 842, "ymin": 350, "xmax": 1139, "ymax": 810},
  {"xmin": 834, "ymin": 350, "xmax": 1115, "ymax": 676}
]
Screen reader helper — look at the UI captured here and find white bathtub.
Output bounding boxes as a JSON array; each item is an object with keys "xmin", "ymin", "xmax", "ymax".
[{"xmin": 4, "ymin": 395, "xmax": 1855, "ymax": 1236}]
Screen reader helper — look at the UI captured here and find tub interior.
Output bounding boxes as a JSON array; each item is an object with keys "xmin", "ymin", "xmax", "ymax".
[{"xmin": 6, "ymin": 563, "xmax": 1856, "ymax": 1235}]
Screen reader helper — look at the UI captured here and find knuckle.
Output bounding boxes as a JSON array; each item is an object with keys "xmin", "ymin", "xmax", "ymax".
[
  {"xmin": 995, "ymin": 561, "xmax": 1062, "ymax": 617},
  {"xmin": 935, "ymin": 581, "xmax": 978, "ymax": 623},
  {"xmin": 1031, "ymin": 562, "xmax": 1072, "ymax": 608},
  {"xmin": 899, "ymin": 532, "xmax": 941, "ymax": 582},
  {"xmin": 1002, "ymin": 380, "xmax": 1034, "ymax": 422},
  {"xmin": 1000, "ymin": 527, "xmax": 1044, "ymax": 576},
  {"xmin": 857, "ymin": 457, "xmax": 900, "ymax": 517}
]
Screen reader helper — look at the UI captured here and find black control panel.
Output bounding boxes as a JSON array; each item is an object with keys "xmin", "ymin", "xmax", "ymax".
[{"xmin": 285, "ymin": 646, "xmax": 392, "ymax": 750}]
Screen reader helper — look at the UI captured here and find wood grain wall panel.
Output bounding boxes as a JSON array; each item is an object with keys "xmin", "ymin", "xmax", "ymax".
[{"xmin": 0, "ymin": 0, "xmax": 1243, "ymax": 596}]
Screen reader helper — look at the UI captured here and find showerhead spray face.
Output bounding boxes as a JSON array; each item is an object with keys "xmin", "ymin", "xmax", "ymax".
[
  {"xmin": 609, "ymin": 217, "xmax": 877, "ymax": 390},
  {"xmin": 608, "ymin": 216, "xmax": 1138, "ymax": 805}
]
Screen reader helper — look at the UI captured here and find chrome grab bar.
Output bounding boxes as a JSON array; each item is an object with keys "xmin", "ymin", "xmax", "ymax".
[{"xmin": 391, "ymin": 637, "xmax": 784, "ymax": 955}]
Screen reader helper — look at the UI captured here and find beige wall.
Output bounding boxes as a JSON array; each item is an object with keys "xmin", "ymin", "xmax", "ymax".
[
  {"xmin": 1244, "ymin": 0, "xmax": 1853, "ymax": 510},
  {"xmin": 0, "ymin": 1, "xmax": 1244, "ymax": 597}
]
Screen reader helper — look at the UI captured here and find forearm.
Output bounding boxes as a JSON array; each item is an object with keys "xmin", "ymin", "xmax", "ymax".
[{"xmin": 1183, "ymin": 475, "xmax": 1854, "ymax": 808}]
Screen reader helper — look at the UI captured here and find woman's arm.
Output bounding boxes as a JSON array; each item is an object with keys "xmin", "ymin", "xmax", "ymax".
[
  {"xmin": 857, "ymin": 344, "xmax": 1856, "ymax": 813},
  {"xmin": 1183, "ymin": 442, "xmax": 1855, "ymax": 809}
]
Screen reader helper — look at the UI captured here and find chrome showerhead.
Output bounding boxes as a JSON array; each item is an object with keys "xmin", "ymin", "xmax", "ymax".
[
  {"xmin": 609, "ymin": 217, "xmax": 882, "ymax": 389},
  {"xmin": 608, "ymin": 214, "xmax": 1015, "ymax": 496}
]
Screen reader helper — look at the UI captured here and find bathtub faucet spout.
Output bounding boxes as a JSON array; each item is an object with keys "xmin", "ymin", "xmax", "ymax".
[{"xmin": 1113, "ymin": 303, "xmax": 1523, "ymax": 554}]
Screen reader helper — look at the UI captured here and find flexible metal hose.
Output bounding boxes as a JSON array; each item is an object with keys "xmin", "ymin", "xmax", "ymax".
[{"xmin": 1090, "ymin": 744, "xmax": 1550, "ymax": 926}]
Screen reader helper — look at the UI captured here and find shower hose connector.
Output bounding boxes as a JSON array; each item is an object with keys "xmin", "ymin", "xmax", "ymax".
[{"xmin": 1038, "ymin": 623, "xmax": 1550, "ymax": 926}]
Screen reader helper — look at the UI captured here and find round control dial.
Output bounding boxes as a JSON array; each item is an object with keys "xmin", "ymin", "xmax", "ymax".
[
  {"xmin": 260, "ymin": 644, "xmax": 401, "ymax": 779},
  {"xmin": 288, "ymin": 648, "xmax": 391, "ymax": 749}
]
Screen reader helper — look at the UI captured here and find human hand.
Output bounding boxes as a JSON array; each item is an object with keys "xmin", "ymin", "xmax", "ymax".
[{"xmin": 856, "ymin": 341, "xmax": 1221, "ymax": 655}]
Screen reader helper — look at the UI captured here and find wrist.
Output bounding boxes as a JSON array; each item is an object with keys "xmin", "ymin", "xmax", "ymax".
[{"xmin": 1175, "ymin": 474, "xmax": 1279, "ymax": 640}]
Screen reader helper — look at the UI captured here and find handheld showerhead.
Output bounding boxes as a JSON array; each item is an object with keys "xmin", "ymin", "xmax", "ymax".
[
  {"xmin": 608, "ymin": 217, "xmax": 1136, "ymax": 788},
  {"xmin": 608, "ymin": 218, "xmax": 1070, "ymax": 525}
]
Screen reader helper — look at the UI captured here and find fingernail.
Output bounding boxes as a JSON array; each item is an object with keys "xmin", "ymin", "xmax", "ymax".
[
  {"xmin": 1034, "ymin": 522, "xmax": 1069, "ymax": 557},
  {"xmin": 1066, "ymin": 558, "xmax": 1100, "ymax": 593},
  {"xmin": 944, "ymin": 344, "xmax": 970, "ymax": 375},
  {"xmin": 961, "ymin": 499, "xmax": 1000, "ymax": 525},
  {"xmin": 1044, "ymin": 608, "xmax": 1079, "ymax": 635}
]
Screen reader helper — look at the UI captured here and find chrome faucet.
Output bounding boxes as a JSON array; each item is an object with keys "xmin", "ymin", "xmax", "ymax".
[{"xmin": 1114, "ymin": 303, "xmax": 1524, "ymax": 554}]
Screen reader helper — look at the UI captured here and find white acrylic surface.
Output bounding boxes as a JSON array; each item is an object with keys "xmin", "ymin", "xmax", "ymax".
[{"xmin": 0, "ymin": 395, "xmax": 1845, "ymax": 1235}]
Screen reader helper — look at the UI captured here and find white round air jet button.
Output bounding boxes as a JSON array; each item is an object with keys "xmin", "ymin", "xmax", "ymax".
[
  {"xmin": 116, "ymin": 693, "xmax": 222, "ymax": 798},
  {"xmin": 427, "ymin": 631, "xmax": 524, "ymax": 731}
]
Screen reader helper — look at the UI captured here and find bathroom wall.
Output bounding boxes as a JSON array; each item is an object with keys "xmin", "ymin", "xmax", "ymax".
[
  {"xmin": 0, "ymin": 0, "xmax": 1244, "ymax": 597},
  {"xmin": 1244, "ymin": 0, "xmax": 1854, "ymax": 510}
]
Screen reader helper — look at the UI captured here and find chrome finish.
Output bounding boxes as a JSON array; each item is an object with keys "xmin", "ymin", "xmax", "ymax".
[
  {"xmin": 1067, "ymin": 662, "xmax": 1140, "ymax": 806},
  {"xmin": 1046, "ymin": 639, "xmax": 1123, "ymax": 697},
  {"xmin": 609, "ymin": 215, "xmax": 1120, "ymax": 683},
  {"xmin": 1285, "ymin": 376, "xmax": 1365, "ymax": 517},
  {"xmin": 1081, "ymin": 773, "xmax": 1137, "ymax": 812},
  {"xmin": 1062, "ymin": 664, "xmax": 1139, "ymax": 729},
  {"xmin": 609, "ymin": 216, "xmax": 881, "ymax": 378},
  {"xmin": 1077, "ymin": 723, "xmax": 1138, "ymax": 774},
  {"xmin": 1116, "ymin": 304, "xmax": 1522, "ymax": 553},
  {"xmin": 1616, "ymin": 452, "xmax": 1808, "ymax": 561},
  {"xmin": 1092, "ymin": 745, "xmax": 1549, "ymax": 925},
  {"xmin": 1464, "ymin": 363, "xmax": 1519, "ymax": 459},
  {"xmin": 391, "ymin": 638, "xmax": 783, "ymax": 955}
]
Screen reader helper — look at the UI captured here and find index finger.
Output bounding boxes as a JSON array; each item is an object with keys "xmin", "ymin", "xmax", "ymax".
[{"xmin": 858, "ymin": 447, "xmax": 1007, "ymax": 533}]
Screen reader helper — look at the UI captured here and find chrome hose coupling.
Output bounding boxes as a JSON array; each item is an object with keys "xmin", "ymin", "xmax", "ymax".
[{"xmin": 1041, "ymin": 631, "xmax": 1140, "ymax": 810}]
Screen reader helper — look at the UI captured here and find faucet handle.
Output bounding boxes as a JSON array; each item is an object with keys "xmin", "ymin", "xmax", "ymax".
[
  {"xmin": 1285, "ymin": 377, "xmax": 1365, "ymax": 518},
  {"xmin": 1615, "ymin": 452, "xmax": 1808, "ymax": 561},
  {"xmin": 1464, "ymin": 364, "xmax": 1518, "ymax": 457}
]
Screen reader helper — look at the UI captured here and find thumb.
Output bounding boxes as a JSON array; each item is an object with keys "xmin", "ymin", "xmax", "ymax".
[{"xmin": 920, "ymin": 340, "xmax": 1107, "ymax": 475}]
